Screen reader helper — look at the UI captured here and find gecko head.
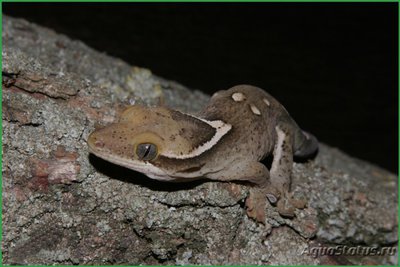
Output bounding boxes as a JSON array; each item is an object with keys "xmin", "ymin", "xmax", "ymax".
[
  {"xmin": 87, "ymin": 122, "xmax": 172, "ymax": 180},
  {"xmin": 88, "ymin": 122, "xmax": 164, "ymax": 163},
  {"xmin": 87, "ymin": 106, "xmax": 174, "ymax": 178},
  {"xmin": 87, "ymin": 105, "xmax": 228, "ymax": 180}
]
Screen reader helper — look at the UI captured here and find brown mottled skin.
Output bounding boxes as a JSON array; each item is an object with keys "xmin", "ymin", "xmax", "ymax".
[{"xmin": 88, "ymin": 85, "xmax": 318, "ymax": 222}]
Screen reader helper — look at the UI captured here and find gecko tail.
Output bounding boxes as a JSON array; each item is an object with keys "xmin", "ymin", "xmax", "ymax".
[{"xmin": 294, "ymin": 131, "xmax": 319, "ymax": 159}]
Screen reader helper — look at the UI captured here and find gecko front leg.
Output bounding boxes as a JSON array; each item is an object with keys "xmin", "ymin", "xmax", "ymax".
[
  {"xmin": 271, "ymin": 124, "xmax": 307, "ymax": 217},
  {"xmin": 208, "ymin": 161, "xmax": 278, "ymax": 223}
]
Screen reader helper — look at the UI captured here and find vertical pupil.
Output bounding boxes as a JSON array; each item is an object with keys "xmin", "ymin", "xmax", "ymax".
[
  {"xmin": 142, "ymin": 144, "xmax": 151, "ymax": 158},
  {"xmin": 137, "ymin": 143, "xmax": 157, "ymax": 160}
]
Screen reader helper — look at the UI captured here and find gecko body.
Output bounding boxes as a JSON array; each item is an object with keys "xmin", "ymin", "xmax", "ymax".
[{"xmin": 88, "ymin": 85, "xmax": 318, "ymax": 221}]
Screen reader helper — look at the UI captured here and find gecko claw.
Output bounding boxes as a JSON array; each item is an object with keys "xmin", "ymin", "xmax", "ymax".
[{"xmin": 266, "ymin": 193, "xmax": 278, "ymax": 204}]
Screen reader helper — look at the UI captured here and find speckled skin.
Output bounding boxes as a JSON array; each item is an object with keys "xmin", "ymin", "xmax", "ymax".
[{"xmin": 88, "ymin": 85, "xmax": 318, "ymax": 221}]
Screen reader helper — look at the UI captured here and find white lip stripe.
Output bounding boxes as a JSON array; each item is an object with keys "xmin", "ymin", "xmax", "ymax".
[
  {"xmin": 89, "ymin": 148, "xmax": 174, "ymax": 181},
  {"xmin": 163, "ymin": 115, "xmax": 232, "ymax": 159}
]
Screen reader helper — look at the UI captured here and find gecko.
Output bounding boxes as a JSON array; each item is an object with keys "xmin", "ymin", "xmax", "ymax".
[{"xmin": 87, "ymin": 85, "xmax": 318, "ymax": 222}]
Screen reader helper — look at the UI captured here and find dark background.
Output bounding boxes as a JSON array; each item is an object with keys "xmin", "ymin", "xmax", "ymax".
[{"xmin": 3, "ymin": 3, "xmax": 398, "ymax": 173}]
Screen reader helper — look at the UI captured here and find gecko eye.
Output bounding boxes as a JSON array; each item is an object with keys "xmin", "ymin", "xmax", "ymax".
[{"xmin": 136, "ymin": 143, "xmax": 158, "ymax": 161}]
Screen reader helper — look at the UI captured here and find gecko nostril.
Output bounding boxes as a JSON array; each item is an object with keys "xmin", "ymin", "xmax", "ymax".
[{"xmin": 94, "ymin": 140, "xmax": 105, "ymax": 148}]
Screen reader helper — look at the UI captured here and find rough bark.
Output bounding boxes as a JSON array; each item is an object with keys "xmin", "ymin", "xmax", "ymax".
[{"xmin": 2, "ymin": 16, "xmax": 398, "ymax": 265}]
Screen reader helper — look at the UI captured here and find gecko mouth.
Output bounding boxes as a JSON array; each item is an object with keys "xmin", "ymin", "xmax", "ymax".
[{"xmin": 88, "ymin": 145, "xmax": 178, "ymax": 182}]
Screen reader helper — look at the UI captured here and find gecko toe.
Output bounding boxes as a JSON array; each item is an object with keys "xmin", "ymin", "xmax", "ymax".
[
  {"xmin": 277, "ymin": 200, "xmax": 295, "ymax": 218},
  {"xmin": 246, "ymin": 189, "xmax": 267, "ymax": 224}
]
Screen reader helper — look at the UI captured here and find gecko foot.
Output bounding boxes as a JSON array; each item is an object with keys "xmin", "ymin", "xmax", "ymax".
[
  {"xmin": 246, "ymin": 188, "xmax": 267, "ymax": 223},
  {"xmin": 246, "ymin": 187, "xmax": 307, "ymax": 222},
  {"xmin": 277, "ymin": 192, "xmax": 307, "ymax": 218},
  {"xmin": 246, "ymin": 186, "xmax": 280, "ymax": 224}
]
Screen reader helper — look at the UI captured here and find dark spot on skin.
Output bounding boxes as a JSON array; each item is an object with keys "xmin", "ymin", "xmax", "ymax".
[
  {"xmin": 155, "ymin": 112, "xmax": 168, "ymax": 118},
  {"xmin": 169, "ymin": 135, "xmax": 176, "ymax": 141}
]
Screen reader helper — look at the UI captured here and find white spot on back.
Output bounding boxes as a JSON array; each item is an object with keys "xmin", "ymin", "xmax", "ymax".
[
  {"xmin": 232, "ymin": 92, "xmax": 246, "ymax": 102},
  {"xmin": 263, "ymin": 98, "xmax": 270, "ymax": 106},
  {"xmin": 250, "ymin": 104, "xmax": 261, "ymax": 115},
  {"xmin": 163, "ymin": 115, "xmax": 232, "ymax": 159},
  {"xmin": 212, "ymin": 91, "xmax": 221, "ymax": 98},
  {"xmin": 302, "ymin": 131, "xmax": 310, "ymax": 140}
]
